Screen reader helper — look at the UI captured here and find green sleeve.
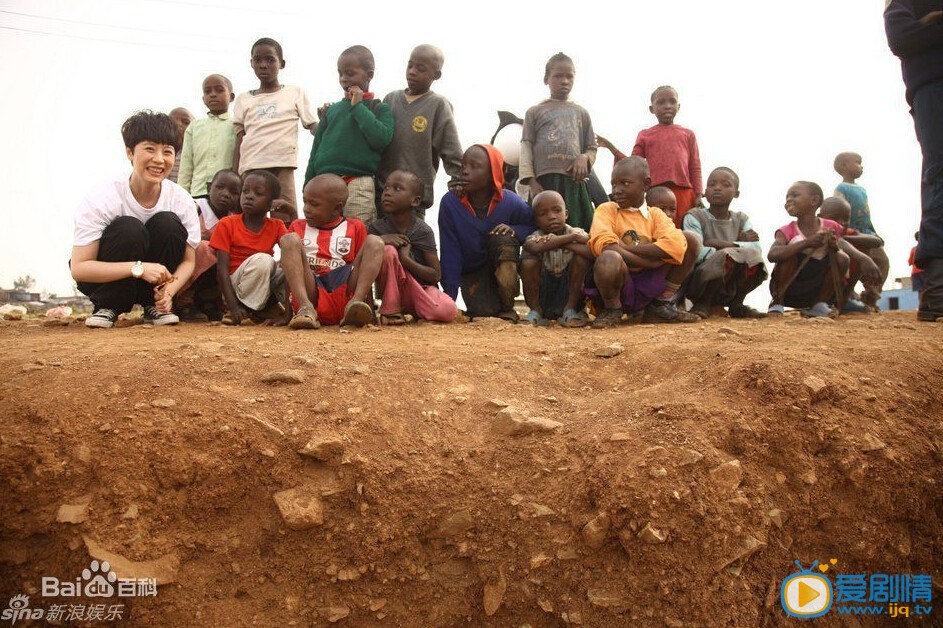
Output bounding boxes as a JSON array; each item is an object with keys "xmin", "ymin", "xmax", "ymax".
[
  {"xmin": 349, "ymin": 100, "xmax": 394, "ymax": 152},
  {"xmin": 304, "ymin": 117, "xmax": 326, "ymax": 185}
]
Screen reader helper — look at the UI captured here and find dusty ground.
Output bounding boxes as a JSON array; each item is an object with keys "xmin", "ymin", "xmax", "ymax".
[{"xmin": 0, "ymin": 311, "xmax": 941, "ymax": 627}]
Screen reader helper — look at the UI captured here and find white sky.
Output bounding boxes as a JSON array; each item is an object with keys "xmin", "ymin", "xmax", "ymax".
[{"xmin": 0, "ymin": 0, "xmax": 920, "ymax": 308}]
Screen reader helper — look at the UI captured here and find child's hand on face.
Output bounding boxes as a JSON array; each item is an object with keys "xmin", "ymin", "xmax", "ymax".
[
  {"xmin": 737, "ymin": 230, "xmax": 759, "ymax": 242},
  {"xmin": 380, "ymin": 233, "xmax": 409, "ymax": 248},
  {"xmin": 347, "ymin": 86, "xmax": 364, "ymax": 106},
  {"xmin": 566, "ymin": 155, "xmax": 589, "ymax": 182},
  {"xmin": 490, "ymin": 224, "xmax": 516, "ymax": 237}
]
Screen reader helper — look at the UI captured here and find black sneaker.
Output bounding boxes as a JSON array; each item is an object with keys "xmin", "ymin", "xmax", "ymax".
[
  {"xmin": 643, "ymin": 300, "xmax": 700, "ymax": 323},
  {"xmin": 592, "ymin": 307, "xmax": 624, "ymax": 329},
  {"xmin": 85, "ymin": 308, "xmax": 118, "ymax": 329},
  {"xmin": 143, "ymin": 306, "xmax": 179, "ymax": 326}
]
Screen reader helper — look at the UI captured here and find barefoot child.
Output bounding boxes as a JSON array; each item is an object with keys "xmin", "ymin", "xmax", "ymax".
[
  {"xmin": 768, "ymin": 181, "xmax": 880, "ymax": 317},
  {"xmin": 179, "ymin": 74, "xmax": 237, "ymax": 198},
  {"xmin": 233, "ymin": 37, "xmax": 318, "ymax": 223},
  {"xmin": 305, "ymin": 45, "xmax": 394, "ymax": 225},
  {"xmin": 209, "ymin": 170, "xmax": 289, "ymax": 325},
  {"xmin": 521, "ymin": 190, "xmax": 593, "ymax": 326},
  {"xmin": 833, "ymin": 151, "xmax": 890, "ymax": 310},
  {"xmin": 519, "ymin": 53, "xmax": 597, "ymax": 231},
  {"xmin": 682, "ymin": 167, "xmax": 767, "ymax": 318},
  {"xmin": 438, "ymin": 144, "xmax": 535, "ymax": 322},
  {"xmin": 597, "ymin": 86, "xmax": 703, "ymax": 228},
  {"xmin": 377, "ymin": 45, "xmax": 463, "ymax": 217},
  {"xmin": 645, "ymin": 186, "xmax": 677, "ymax": 223},
  {"xmin": 279, "ymin": 174, "xmax": 385, "ymax": 329},
  {"xmin": 819, "ymin": 196, "xmax": 883, "ymax": 313},
  {"xmin": 368, "ymin": 170, "xmax": 457, "ymax": 323},
  {"xmin": 586, "ymin": 156, "xmax": 701, "ymax": 328}
]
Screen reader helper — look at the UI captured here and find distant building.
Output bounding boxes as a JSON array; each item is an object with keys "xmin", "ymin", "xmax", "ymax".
[
  {"xmin": 0, "ymin": 289, "xmax": 41, "ymax": 302},
  {"xmin": 877, "ymin": 277, "xmax": 919, "ymax": 312}
]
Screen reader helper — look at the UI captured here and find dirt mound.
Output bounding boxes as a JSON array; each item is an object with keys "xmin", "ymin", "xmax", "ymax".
[{"xmin": 0, "ymin": 312, "xmax": 941, "ymax": 626}]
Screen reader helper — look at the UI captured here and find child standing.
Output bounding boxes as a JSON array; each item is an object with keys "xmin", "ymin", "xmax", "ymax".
[
  {"xmin": 818, "ymin": 196, "xmax": 883, "ymax": 313},
  {"xmin": 832, "ymin": 151, "xmax": 890, "ymax": 310},
  {"xmin": 279, "ymin": 174, "xmax": 385, "ymax": 329},
  {"xmin": 597, "ymin": 86, "xmax": 703, "ymax": 228},
  {"xmin": 233, "ymin": 37, "xmax": 318, "ymax": 224},
  {"xmin": 682, "ymin": 167, "xmax": 767, "ymax": 319},
  {"xmin": 519, "ymin": 52, "xmax": 597, "ymax": 231},
  {"xmin": 377, "ymin": 44, "xmax": 463, "ymax": 218},
  {"xmin": 167, "ymin": 108, "xmax": 194, "ymax": 183},
  {"xmin": 585, "ymin": 156, "xmax": 700, "ymax": 328},
  {"xmin": 209, "ymin": 170, "xmax": 289, "ymax": 325},
  {"xmin": 768, "ymin": 181, "xmax": 880, "ymax": 317},
  {"xmin": 305, "ymin": 45, "xmax": 394, "ymax": 226},
  {"xmin": 520, "ymin": 190, "xmax": 593, "ymax": 327},
  {"xmin": 178, "ymin": 74, "xmax": 237, "ymax": 198},
  {"xmin": 369, "ymin": 170, "xmax": 457, "ymax": 323},
  {"xmin": 438, "ymin": 144, "xmax": 535, "ymax": 322}
]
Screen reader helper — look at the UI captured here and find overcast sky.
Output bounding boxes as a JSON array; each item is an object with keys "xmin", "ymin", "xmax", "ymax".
[{"xmin": 0, "ymin": 0, "xmax": 919, "ymax": 308}]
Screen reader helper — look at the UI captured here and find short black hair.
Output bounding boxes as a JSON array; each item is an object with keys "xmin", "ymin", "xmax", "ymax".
[
  {"xmin": 244, "ymin": 169, "xmax": 281, "ymax": 199},
  {"xmin": 252, "ymin": 37, "xmax": 283, "ymax": 61},
  {"xmin": 121, "ymin": 110, "xmax": 181, "ymax": 152},
  {"xmin": 205, "ymin": 73, "xmax": 233, "ymax": 92},
  {"xmin": 388, "ymin": 169, "xmax": 424, "ymax": 197},
  {"xmin": 613, "ymin": 155, "xmax": 650, "ymax": 178},
  {"xmin": 544, "ymin": 52, "xmax": 574, "ymax": 81},
  {"xmin": 650, "ymin": 85, "xmax": 678, "ymax": 103},
  {"xmin": 210, "ymin": 168, "xmax": 241, "ymax": 186},
  {"xmin": 797, "ymin": 181, "xmax": 825, "ymax": 208},
  {"xmin": 710, "ymin": 166, "xmax": 740, "ymax": 190},
  {"xmin": 340, "ymin": 45, "xmax": 375, "ymax": 72}
]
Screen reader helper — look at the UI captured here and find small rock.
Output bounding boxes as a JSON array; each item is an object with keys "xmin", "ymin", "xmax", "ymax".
[
  {"xmin": 56, "ymin": 498, "xmax": 91, "ymax": 524},
  {"xmin": 587, "ymin": 588, "xmax": 631, "ymax": 613},
  {"xmin": 4, "ymin": 311, "xmax": 25, "ymax": 321},
  {"xmin": 347, "ymin": 407, "xmax": 362, "ymax": 415},
  {"xmin": 768, "ymin": 508, "xmax": 784, "ymax": 529},
  {"xmin": 487, "ymin": 398, "xmax": 509, "ymax": 409},
  {"xmin": 150, "ymin": 398, "xmax": 176, "ymax": 408},
  {"xmin": 121, "ymin": 504, "xmax": 139, "ymax": 520},
  {"xmin": 679, "ymin": 448, "xmax": 704, "ymax": 466},
  {"xmin": 709, "ymin": 459, "xmax": 743, "ymax": 495},
  {"xmin": 273, "ymin": 486, "xmax": 324, "ymax": 530},
  {"xmin": 298, "ymin": 436, "xmax": 345, "ymax": 461},
  {"xmin": 803, "ymin": 375, "xmax": 830, "ymax": 400},
  {"xmin": 336, "ymin": 567, "xmax": 360, "ymax": 581},
  {"xmin": 350, "ymin": 365, "xmax": 370, "ymax": 375},
  {"xmin": 261, "ymin": 369, "xmax": 305, "ymax": 384},
  {"xmin": 530, "ymin": 553, "xmax": 552, "ymax": 569},
  {"xmin": 429, "ymin": 510, "xmax": 473, "ymax": 538},
  {"xmin": 638, "ymin": 522, "xmax": 668, "ymax": 544},
  {"xmin": 609, "ymin": 432, "xmax": 631, "ymax": 442},
  {"xmin": 483, "ymin": 568, "xmax": 507, "ymax": 616},
  {"xmin": 321, "ymin": 606, "xmax": 350, "ymax": 623},
  {"xmin": 714, "ymin": 534, "xmax": 766, "ymax": 572},
  {"xmin": 861, "ymin": 433, "xmax": 887, "ymax": 452},
  {"xmin": 863, "ymin": 393, "xmax": 877, "ymax": 402},
  {"xmin": 594, "ymin": 342, "xmax": 624, "ymax": 358},
  {"xmin": 809, "ymin": 317, "xmax": 835, "ymax": 324},
  {"xmin": 43, "ymin": 318, "xmax": 71, "ymax": 327},
  {"xmin": 493, "ymin": 407, "xmax": 561, "ymax": 436},
  {"xmin": 649, "ymin": 466, "xmax": 667, "ymax": 478},
  {"xmin": 581, "ymin": 513, "xmax": 610, "ymax": 549},
  {"xmin": 369, "ymin": 599, "xmax": 386, "ymax": 612},
  {"xmin": 801, "ymin": 470, "xmax": 817, "ymax": 485},
  {"xmin": 21, "ymin": 363, "xmax": 45, "ymax": 372},
  {"xmin": 717, "ymin": 326, "xmax": 741, "ymax": 336},
  {"xmin": 311, "ymin": 400, "xmax": 330, "ymax": 414},
  {"xmin": 453, "ymin": 396, "xmax": 467, "ymax": 404},
  {"xmin": 84, "ymin": 537, "xmax": 179, "ymax": 584}
]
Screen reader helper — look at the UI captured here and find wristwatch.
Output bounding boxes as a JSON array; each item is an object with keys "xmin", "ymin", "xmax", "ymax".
[{"xmin": 131, "ymin": 261, "xmax": 145, "ymax": 279}]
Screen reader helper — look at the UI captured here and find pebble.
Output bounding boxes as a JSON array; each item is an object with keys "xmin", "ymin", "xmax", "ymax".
[
  {"xmin": 803, "ymin": 375, "xmax": 829, "ymax": 400},
  {"xmin": 483, "ymin": 568, "xmax": 507, "ymax": 616},
  {"xmin": 350, "ymin": 365, "xmax": 370, "ymax": 375},
  {"xmin": 298, "ymin": 436, "xmax": 344, "ymax": 461},
  {"xmin": 321, "ymin": 606, "xmax": 350, "ymax": 623},
  {"xmin": 121, "ymin": 504, "xmax": 139, "ymax": 520},
  {"xmin": 717, "ymin": 326, "xmax": 741, "ymax": 336},
  {"xmin": 21, "ymin": 363, "xmax": 45, "ymax": 372},
  {"xmin": 679, "ymin": 448, "xmax": 704, "ymax": 466},
  {"xmin": 861, "ymin": 433, "xmax": 887, "ymax": 452},
  {"xmin": 587, "ymin": 588, "xmax": 631, "ymax": 613},
  {"xmin": 638, "ymin": 522, "xmax": 668, "ymax": 544},
  {"xmin": 261, "ymin": 369, "xmax": 305, "ymax": 384},
  {"xmin": 768, "ymin": 508, "xmax": 784, "ymax": 529},
  {"xmin": 609, "ymin": 432, "xmax": 632, "ymax": 442},
  {"xmin": 581, "ymin": 513, "xmax": 611, "ymax": 549},
  {"xmin": 428, "ymin": 510, "xmax": 473, "ymax": 538},
  {"xmin": 151, "ymin": 398, "xmax": 177, "ymax": 408},
  {"xmin": 593, "ymin": 343, "xmax": 624, "ymax": 358},
  {"xmin": 709, "ymin": 459, "xmax": 743, "ymax": 495},
  {"xmin": 492, "ymin": 408, "xmax": 562, "ymax": 436},
  {"xmin": 273, "ymin": 486, "xmax": 325, "ymax": 530},
  {"xmin": 56, "ymin": 498, "xmax": 91, "ymax": 524}
]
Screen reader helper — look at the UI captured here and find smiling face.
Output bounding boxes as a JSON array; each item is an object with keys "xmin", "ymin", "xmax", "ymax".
[
  {"xmin": 784, "ymin": 183, "xmax": 819, "ymax": 217},
  {"xmin": 545, "ymin": 61, "xmax": 575, "ymax": 101},
  {"xmin": 650, "ymin": 87, "xmax": 679, "ymax": 125},
  {"xmin": 240, "ymin": 173, "xmax": 275, "ymax": 217},
  {"xmin": 338, "ymin": 53, "xmax": 373, "ymax": 95},
  {"xmin": 705, "ymin": 169, "xmax": 740, "ymax": 207},
  {"xmin": 127, "ymin": 141, "xmax": 175, "ymax": 186},
  {"xmin": 202, "ymin": 75, "xmax": 233, "ymax": 115},
  {"xmin": 610, "ymin": 162, "xmax": 650, "ymax": 209},
  {"xmin": 251, "ymin": 44, "xmax": 284, "ymax": 84}
]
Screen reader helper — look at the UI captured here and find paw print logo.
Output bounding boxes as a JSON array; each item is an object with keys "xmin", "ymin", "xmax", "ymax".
[
  {"xmin": 7, "ymin": 594, "xmax": 29, "ymax": 610},
  {"xmin": 82, "ymin": 560, "xmax": 117, "ymax": 597}
]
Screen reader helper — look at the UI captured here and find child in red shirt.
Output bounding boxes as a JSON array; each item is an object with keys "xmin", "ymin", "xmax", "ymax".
[
  {"xmin": 210, "ymin": 170, "xmax": 289, "ymax": 324},
  {"xmin": 279, "ymin": 174, "xmax": 384, "ymax": 328}
]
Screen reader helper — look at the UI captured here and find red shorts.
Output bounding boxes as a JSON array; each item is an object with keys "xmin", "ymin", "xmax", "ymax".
[{"xmin": 291, "ymin": 264, "xmax": 353, "ymax": 325}]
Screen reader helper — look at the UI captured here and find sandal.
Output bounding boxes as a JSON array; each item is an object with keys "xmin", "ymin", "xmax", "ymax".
[
  {"xmin": 524, "ymin": 309, "xmax": 550, "ymax": 326},
  {"xmin": 339, "ymin": 300, "xmax": 375, "ymax": 327},
  {"xmin": 289, "ymin": 308, "xmax": 320, "ymax": 330},
  {"xmin": 558, "ymin": 308, "xmax": 589, "ymax": 328},
  {"xmin": 380, "ymin": 313, "xmax": 414, "ymax": 326},
  {"xmin": 689, "ymin": 303, "xmax": 711, "ymax": 319},
  {"xmin": 496, "ymin": 310, "xmax": 520, "ymax": 324},
  {"xmin": 592, "ymin": 307, "xmax": 624, "ymax": 329}
]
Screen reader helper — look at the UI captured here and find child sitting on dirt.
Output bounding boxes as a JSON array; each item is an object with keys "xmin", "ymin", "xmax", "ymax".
[
  {"xmin": 438, "ymin": 144, "xmax": 535, "ymax": 322},
  {"xmin": 520, "ymin": 190, "xmax": 593, "ymax": 326},
  {"xmin": 175, "ymin": 169, "xmax": 244, "ymax": 321},
  {"xmin": 682, "ymin": 167, "xmax": 767, "ymax": 319},
  {"xmin": 645, "ymin": 186, "xmax": 677, "ymax": 223},
  {"xmin": 819, "ymin": 196, "xmax": 884, "ymax": 313},
  {"xmin": 279, "ymin": 174, "xmax": 385, "ymax": 329},
  {"xmin": 368, "ymin": 170, "xmax": 457, "ymax": 324},
  {"xmin": 768, "ymin": 181, "xmax": 880, "ymax": 317},
  {"xmin": 585, "ymin": 156, "xmax": 701, "ymax": 327},
  {"xmin": 209, "ymin": 170, "xmax": 289, "ymax": 325}
]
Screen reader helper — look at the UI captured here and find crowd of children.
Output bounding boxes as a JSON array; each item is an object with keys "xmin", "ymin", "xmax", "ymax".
[{"xmin": 70, "ymin": 39, "xmax": 920, "ymax": 332}]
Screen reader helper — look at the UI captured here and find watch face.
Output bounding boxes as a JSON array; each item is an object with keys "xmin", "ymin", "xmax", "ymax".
[{"xmin": 132, "ymin": 262, "xmax": 143, "ymax": 278}]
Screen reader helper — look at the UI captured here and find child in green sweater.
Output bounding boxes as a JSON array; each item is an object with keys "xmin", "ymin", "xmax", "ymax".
[{"xmin": 304, "ymin": 45, "xmax": 394, "ymax": 226}]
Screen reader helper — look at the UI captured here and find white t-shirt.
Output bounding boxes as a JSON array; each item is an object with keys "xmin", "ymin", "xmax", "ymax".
[
  {"xmin": 232, "ymin": 85, "xmax": 317, "ymax": 172},
  {"xmin": 73, "ymin": 178, "xmax": 201, "ymax": 248},
  {"xmin": 195, "ymin": 197, "xmax": 219, "ymax": 231}
]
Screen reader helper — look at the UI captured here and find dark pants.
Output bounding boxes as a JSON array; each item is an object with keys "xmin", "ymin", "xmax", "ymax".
[
  {"xmin": 912, "ymin": 78, "xmax": 943, "ymax": 311},
  {"xmin": 460, "ymin": 234, "xmax": 520, "ymax": 317},
  {"xmin": 76, "ymin": 213, "xmax": 187, "ymax": 313}
]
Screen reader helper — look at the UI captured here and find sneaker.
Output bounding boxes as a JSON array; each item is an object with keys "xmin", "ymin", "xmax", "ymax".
[
  {"xmin": 642, "ymin": 300, "xmax": 700, "ymax": 323},
  {"xmin": 85, "ymin": 308, "xmax": 117, "ymax": 329},
  {"xmin": 592, "ymin": 307, "xmax": 624, "ymax": 329},
  {"xmin": 143, "ymin": 306, "xmax": 179, "ymax": 326},
  {"xmin": 768, "ymin": 303, "xmax": 785, "ymax": 316}
]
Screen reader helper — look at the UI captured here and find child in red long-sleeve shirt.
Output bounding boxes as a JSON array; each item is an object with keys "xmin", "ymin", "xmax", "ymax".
[{"xmin": 597, "ymin": 85, "xmax": 702, "ymax": 228}]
